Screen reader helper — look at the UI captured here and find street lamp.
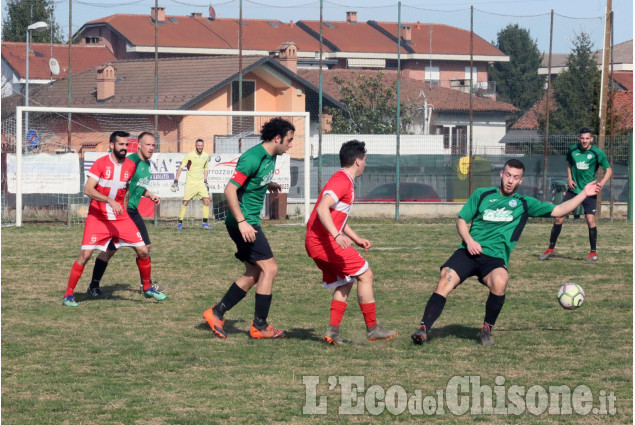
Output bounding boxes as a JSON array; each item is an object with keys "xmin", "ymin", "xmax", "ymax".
[{"xmin": 25, "ymin": 21, "xmax": 49, "ymax": 153}]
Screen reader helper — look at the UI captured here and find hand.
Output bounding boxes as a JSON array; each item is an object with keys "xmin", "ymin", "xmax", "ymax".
[
  {"xmin": 108, "ymin": 199, "xmax": 123, "ymax": 216},
  {"xmin": 582, "ymin": 181, "xmax": 600, "ymax": 197},
  {"xmin": 568, "ymin": 177, "xmax": 576, "ymax": 190},
  {"xmin": 268, "ymin": 182, "xmax": 282, "ymax": 193},
  {"xmin": 149, "ymin": 194, "xmax": 161, "ymax": 205},
  {"xmin": 170, "ymin": 180, "xmax": 178, "ymax": 192},
  {"xmin": 465, "ymin": 240, "xmax": 483, "ymax": 256},
  {"xmin": 334, "ymin": 234, "xmax": 352, "ymax": 250},
  {"xmin": 355, "ymin": 238, "xmax": 371, "ymax": 252},
  {"xmin": 204, "ymin": 180, "xmax": 209, "ymax": 193},
  {"xmin": 238, "ymin": 220, "xmax": 258, "ymax": 243}
]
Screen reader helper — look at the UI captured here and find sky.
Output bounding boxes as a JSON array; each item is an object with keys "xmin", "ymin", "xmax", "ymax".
[{"xmin": 2, "ymin": 0, "xmax": 633, "ymax": 53}]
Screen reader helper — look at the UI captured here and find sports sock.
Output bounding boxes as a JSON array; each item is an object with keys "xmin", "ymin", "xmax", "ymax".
[
  {"xmin": 136, "ymin": 257, "xmax": 152, "ymax": 291},
  {"xmin": 254, "ymin": 293, "xmax": 273, "ymax": 329},
  {"xmin": 64, "ymin": 261, "xmax": 85, "ymax": 297},
  {"xmin": 359, "ymin": 302, "xmax": 377, "ymax": 329},
  {"xmin": 484, "ymin": 293, "xmax": 506, "ymax": 327},
  {"xmin": 202, "ymin": 205, "xmax": 209, "ymax": 221},
  {"xmin": 215, "ymin": 282, "xmax": 247, "ymax": 318},
  {"xmin": 588, "ymin": 227, "xmax": 597, "ymax": 252},
  {"xmin": 178, "ymin": 205, "xmax": 187, "ymax": 221},
  {"xmin": 420, "ymin": 292, "xmax": 446, "ymax": 330},
  {"xmin": 90, "ymin": 258, "xmax": 108, "ymax": 289},
  {"xmin": 329, "ymin": 300, "xmax": 347, "ymax": 327},
  {"xmin": 548, "ymin": 223, "xmax": 562, "ymax": 250}
]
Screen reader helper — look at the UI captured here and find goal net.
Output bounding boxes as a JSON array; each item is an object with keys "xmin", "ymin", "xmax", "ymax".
[{"xmin": 3, "ymin": 107, "xmax": 310, "ymax": 227}]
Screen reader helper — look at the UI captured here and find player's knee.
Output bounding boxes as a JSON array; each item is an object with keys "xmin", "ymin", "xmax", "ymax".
[
  {"xmin": 357, "ymin": 268, "xmax": 373, "ymax": 285},
  {"xmin": 262, "ymin": 261, "xmax": 278, "ymax": 278},
  {"xmin": 136, "ymin": 246, "xmax": 150, "ymax": 258}
]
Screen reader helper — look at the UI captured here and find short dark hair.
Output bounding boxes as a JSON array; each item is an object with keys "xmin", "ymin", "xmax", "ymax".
[
  {"xmin": 579, "ymin": 127, "xmax": 593, "ymax": 136},
  {"xmin": 504, "ymin": 159, "xmax": 525, "ymax": 173},
  {"xmin": 195, "ymin": 138, "xmax": 204, "ymax": 144},
  {"xmin": 260, "ymin": 117, "xmax": 295, "ymax": 142},
  {"xmin": 339, "ymin": 139, "xmax": 366, "ymax": 167},
  {"xmin": 110, "ymin": 131, "xmax": 130, "ymax": 144},
  {"xmin": 138, "ymin": 131, "xmax": 154, "ymax": 142}
]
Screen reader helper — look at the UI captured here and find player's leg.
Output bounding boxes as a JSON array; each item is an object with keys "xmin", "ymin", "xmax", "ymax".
[
  {"xmin": 323, "ymin": 282, "xmax": 353, "ymax": 345},
  {"xmin": 479, "ymin": 265, "xmax": 509, "ymax": 347},
  {"xmin": 128, "ymin": 208, "xmax": 160, "ymax": 292},
  {"xmin": 540, "ymin": 192, "xmax": 574, "ymax": 260},
  {"xmin": 201, "ymin": 197, "xmax": 212, "ymax": 229},
  {"xmin": 249, "ymin": 257, "xmax": 287, "ymax": 338},
  {"xmin": 177, "ymin": 198, "xmax": 189, "ymax": 230},
  {"xmin": 87, "ymin": 243, "xmax": 117, "ymax": 297},
  {"xmin": 63, "ymin": 249, "xmax": 94, "ymax": 306},
  {"xmin": 584, "ymin": 196, "xmax": 598, "ymax": 261},
  {"xmin": 412, "ymin": 250, "xmax": 470, "ymax": 344},
  {"xmin": 355, "ymin": 268, "xmax": 398, "ymax": 341}
]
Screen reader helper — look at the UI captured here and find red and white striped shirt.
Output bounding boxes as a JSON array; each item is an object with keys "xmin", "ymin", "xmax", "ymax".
[
  {"xmin": 305, "ymin": 169, "xmax": 355, "ymax": 256},
  {"xmin": 86, "ymin": 154, "xmax": 136, "ymax": 221}
]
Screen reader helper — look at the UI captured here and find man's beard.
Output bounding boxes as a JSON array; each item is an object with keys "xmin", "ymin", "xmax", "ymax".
[{"xmin": 113, "ymin": 148, "xmax": 127, "ymax": 160}]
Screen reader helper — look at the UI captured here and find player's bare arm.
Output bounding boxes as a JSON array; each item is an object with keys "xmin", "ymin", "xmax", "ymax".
[
  {"xmin": 551, "ymin": 181, "xmax": 599, "ymax": 217},
  {"xmin": 598, "ymin": 167, "xmax": 612, "ymax": 189},
  {"xmin": 457, "ymin": 218, "xmax": 482, "ymax": 255},
  {"xmin": 144, "ymin": 189, "xmax": 160, "ymax": 205},
  {"xmin": 567, "ymin": 165, "xmax": 576, "ymax": 189},
  {"xmin": 224, "ymin": 181, "xmax": 257, "ymax": 243},
  {"xmin": 316, "ymin": 193, "xmax": 352, "ymax": 249},
  {"xmin": 84, "ymin": 176, "xmax": 122, "ymax": 216}
]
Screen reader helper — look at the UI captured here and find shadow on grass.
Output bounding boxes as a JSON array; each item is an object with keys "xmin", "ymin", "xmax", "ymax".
[
  {"xmin": 430, "ymin": 324, "xmax": 479, "ymax": 341},
  {"xmin": 195, "ymin": 319, "xmax": 242, "ymax": 336},
  {"xmin": 285, "ymin": 327, "xmax": 321, "ymax": 342},
  {"xmin": 78, "ymin": 283, "xmax": 146, "ymax": 302}
]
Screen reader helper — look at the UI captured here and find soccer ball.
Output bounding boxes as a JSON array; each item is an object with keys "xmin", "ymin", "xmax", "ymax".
[{"xmin": 557, "ymin": 283, "xmax": 585, "ymax": 310}]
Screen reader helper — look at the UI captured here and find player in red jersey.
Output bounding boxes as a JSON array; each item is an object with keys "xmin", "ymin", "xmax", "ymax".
[
  {"xmin": 305, "ymin": 140, "xmax": 397, "ymax": 345},
  {"xmin": 61, "ymin": 131, "xmax": 166, "ymax": 307}
]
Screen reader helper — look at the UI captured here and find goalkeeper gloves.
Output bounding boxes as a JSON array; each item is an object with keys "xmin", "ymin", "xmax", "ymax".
[
  {"xmin": 204, "ymin": 180, "xmax": 209, "ymax": 192},
  {"xmin": 170, "ymin": 179, "xmax": 178, "ymax": 192}
]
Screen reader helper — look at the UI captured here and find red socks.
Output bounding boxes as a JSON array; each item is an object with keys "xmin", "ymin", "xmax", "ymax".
[
  {"xmin": 329, "ymin": 300, "xmax": 347, "ymax": 327},
  {"xmin": 359, "ymin": 302, "xmax": 377, "ymax": 328},
  {"xmin": 136, "ymin": 257, "xmax": 152, "ymax": 291},
  {"xmin": 64, "ymin": 261, "xmax": 85, "ymax": 297}
]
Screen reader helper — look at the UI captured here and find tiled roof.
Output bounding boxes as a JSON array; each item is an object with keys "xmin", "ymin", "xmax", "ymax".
[
  {"xmin": 611, "ymin": 71, "xmax": 633, "ymax": 91},
  {"xmin": 298, "ymin": 69, "xmax": 518, "ymax": 113},
  {"xmin": 541, "ymin": 39, "xmax": 633, "ymax": 67},
  {"xmin": 82, "ymin": 15, "xmax": 325, "ymax": 53},
  {"xmin": 611, "ymin": 90, "xmax": 633, "ymax": 132},
  {"xmin": 1, "ymin": 41, "xmax": 116, "ymax": 79},
  {"xmin": 27, "ymin": 55, "xmax": 342, "ymax": 110},
  {"xmin": 368, "ymin": 21, "xmax": 505, "ymax": 57},
  {"xmin": 511, "ymin": 92, "xmax": 554, "ymax": 130}
]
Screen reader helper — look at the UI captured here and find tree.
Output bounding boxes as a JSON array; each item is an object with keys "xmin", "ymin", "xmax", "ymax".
[
  {"xmin": 547, "ymin": 32, "xmax": 601, "ymax": 133},
  {"xmin": 489, "ymin": 24, "xmax": 544, "ymax": 114},
  {"xmin": 2, "ymin": 0, "xmax": 63, "ymax": 43},
  {"xmin": 326, "ymin": 72, "xmax": 414, "ymax": 134}
]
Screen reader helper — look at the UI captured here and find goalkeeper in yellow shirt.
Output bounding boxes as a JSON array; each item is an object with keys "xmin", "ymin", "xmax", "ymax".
[{"xmin": 172, "ymin": 139, "xmax": 212, "ymax": 230}]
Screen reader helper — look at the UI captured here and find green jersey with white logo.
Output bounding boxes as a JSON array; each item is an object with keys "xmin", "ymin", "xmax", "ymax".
[
  {"xmin": 127, "ymin": 152, "xmax": 152, "ymax": 211},
  {"xmin": 567, "ymin": 144, "xmax": 610, "ymax": 195},
  {"xmin": 458, "ymin": 187, "xmax": 556, "ymax": 265},
  {"xmin": 226, "ymin": 144, "xmax": 276, "ymax": 227}
]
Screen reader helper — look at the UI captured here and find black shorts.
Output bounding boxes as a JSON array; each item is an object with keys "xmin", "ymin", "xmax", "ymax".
[
  {"xmin": 440, "ymin": 249, "xmax": 506, "ymax": 285},
  {"xmin": 563, "ymin": 190, "xmax": 597, "ymax": 215},
  {"xmin": 226, "ymin": 224, "xmax": 274, "ymax": 264},
  {"xmin": 106, "ymin": 208, "xmax": 150, "ymax": 250}
]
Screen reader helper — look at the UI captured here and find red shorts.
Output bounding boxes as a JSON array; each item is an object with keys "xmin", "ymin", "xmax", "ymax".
[
  {"xmin": 81, "ymin": 214, "xmax": 145, "ymax": 252},
  {"xmin": 309, "ymin": 246, "xmax": 369, "ymax": 289}
]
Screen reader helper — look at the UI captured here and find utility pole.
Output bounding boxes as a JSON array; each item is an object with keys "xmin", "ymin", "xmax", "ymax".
[{"xmin": 596, "ymin": 0, "xmax": 612, "ymax": 217}]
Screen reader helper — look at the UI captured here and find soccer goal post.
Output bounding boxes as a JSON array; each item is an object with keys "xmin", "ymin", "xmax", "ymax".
[{"xmin": 7, "ymin": 106, "xmax": 311, "ymax": 227}]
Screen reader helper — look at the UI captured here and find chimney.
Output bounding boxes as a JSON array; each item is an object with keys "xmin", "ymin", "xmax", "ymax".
[
  {"xmin": 191, "ymin": 12, "xmax": 202, "ymax": 17},
  {"xmin": 346, "ymin": 11, "xmax": 357, "ymax": 23},
  {"xmin": 289, "ymin": 20, "xmax": 294, "ymax": 27},
  {"xmin": 416, "ymin": 21, "xmax": 421, "ymax": 30},
  {"xmin": 402, "ymin": 25, "xmax": 412, "ymax": 43},
  {"xmin": 151, "ymin": 6, "xmax": 165, "ymax": 23},
  {"xmin": 97, "ymin": 64, "xmax": 116, "ymax": 101},
  {"xmin": 276, "ymin": 42, "xmax": 298, "ymax": 74}
]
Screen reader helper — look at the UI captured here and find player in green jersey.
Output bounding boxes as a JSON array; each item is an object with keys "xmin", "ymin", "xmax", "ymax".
[
  {"xmin": 411, "ymin": 159, "xmax": 600, "ymax": 347},
  {"xmin": 203, "ymin": 117, "xmax": 295, "ymax": 339},
  {"xmin": 539, "ymin": 127, "xmax": 612, "ymax": 262},
  {"xmin": 86, "ymin": 132, "xmax": 166, "ymax": 301}
]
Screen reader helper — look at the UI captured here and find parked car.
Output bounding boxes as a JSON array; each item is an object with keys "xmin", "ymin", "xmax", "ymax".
[{"xmin": 358, "ymin": 182, "xmax": 441, "ymax": 202}]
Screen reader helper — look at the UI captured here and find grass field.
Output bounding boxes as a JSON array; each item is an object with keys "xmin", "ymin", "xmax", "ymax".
[{"xmin": 1, "ymin": 219, "xmax": 632, "ymax": 424}]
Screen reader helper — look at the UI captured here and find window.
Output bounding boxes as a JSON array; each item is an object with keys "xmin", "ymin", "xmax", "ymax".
[
  {"xmin": 464, "ymin": 66, "xmax": 477, "ymax": 85},
  {"xmin": 425, "ymin": 66, "xmax": 440, "ymax": 85},
  {"xmin": 231, "ymin": 80, "xmax": 256, "ymax": 134}
]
